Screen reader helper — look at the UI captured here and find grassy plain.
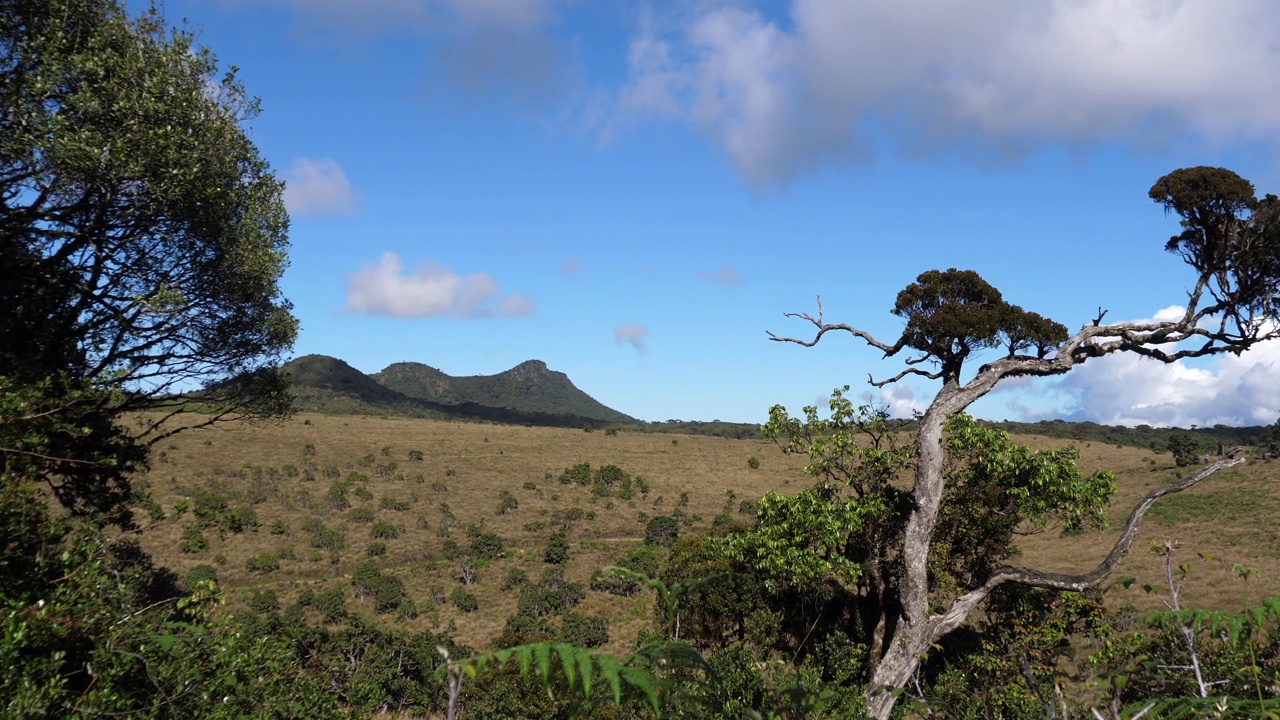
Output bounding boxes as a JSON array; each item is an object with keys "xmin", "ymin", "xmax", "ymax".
[{"xmin": 131, "ymin": 413, "xmax": 1280, "ymax": 654}]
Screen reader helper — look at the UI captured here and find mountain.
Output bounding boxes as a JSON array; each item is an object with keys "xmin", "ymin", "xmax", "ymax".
[
  {"xmin": 372, "ymin": 359, "xmax": 635, "ymax": 425},
  {"xmin": 282, "ymin": 355, "xmax": 635, "ymax": 427}
]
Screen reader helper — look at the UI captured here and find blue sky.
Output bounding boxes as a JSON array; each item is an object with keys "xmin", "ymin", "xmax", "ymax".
[{"xmin": 163, "ymin": 0, "xmax": 1280, "ymax": 427}]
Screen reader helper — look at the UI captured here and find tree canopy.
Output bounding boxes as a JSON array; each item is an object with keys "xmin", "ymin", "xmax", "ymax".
[
  {"xmin": 0, "ymin": 0, "xmax": 297, "ymax": 520},
  {"xmin": 768, "ymin": 166, "xmax": 1280, "ymax": 719}
]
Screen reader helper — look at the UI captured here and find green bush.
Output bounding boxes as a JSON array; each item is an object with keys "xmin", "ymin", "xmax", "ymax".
[
  {"xmin": 558, "ymin": 462, "xmax": 592, "ymax": 485},
  {"xmin": 451, "ymin": 587, "xmax": 479, "ymax": 613},
  {"xmin": 179, "ymin": 525, "xmax": 208, "ymax": 554},
  {"xmin": 747, "ymin": 456, "xmax": 760, "ymax": 469},
  {"xmin": 315, "ymin": 587, "xmax": 347, "ymax": 623},
  {"xmin": 469, "ymin": 531, "xmax": 506, "ymax": 561},
  {"xmin": 182, "ymin": 564, "xmax": 218, "ymax": 591},
  {"xmin": 371, "ymin": 521, "xmax": 400, "ymax": 539},
  {"xmin": 496, "ymin": 490, "xmax": 519, "ymax": 515},
  {"xmin": 559, "ymin": 611, "xmax": 609, "ymax": 648},
  {"xmin": 269, "ymin": 519, "xmax": 290, "ymax": 535},
  {"xmin": 367, "ymin": 541, "xmax": 387, "ymax": 557},
  {"xmin": 245, "ymin": 551, "xmax": 280, "ymax": 574},
  {"xmin": 544, "ymin": 530, "xmax": 570, "ymax": 565},
  {"xmin": 248, "ymin": 588, "xmax": 280, "ymax": 613},
  {"xmin": 348, "ymin": 506, "xmax": 375, "ymax": 523},
  {"xmin": 522, "ymin": 481, "xmax": 537, "ymax": 490},
  {"xmin": 379, "ymin": 496, "xmax": 410, "ymax": 511},
  {"xmin": 645, "ymin": 515, "xmax": 680, "ymax": 547}
]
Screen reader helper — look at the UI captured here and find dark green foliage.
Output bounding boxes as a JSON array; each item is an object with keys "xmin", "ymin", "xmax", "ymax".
[
  {"xmin": 559, "ymin": 611, "xmax": 609, "ymax": 648},
  {"xmin": 747, "ymin": 456, "xmax": 760, "ymax": 469},
  {"xmin": 249, "ymin": 588, "xmax": 281, "ymax": 614},
  {"xmin": 518, "ymin": 569, "xmax": 586, "ymax": 618},
  {"xmin": 559, "ymin": 462, "xmax": 592, "ymax": 485},
  {"xmin": 1168, "ymin": 433, "xmax": 1201, "ymax": 467},
  {"xmin": 348, "ymin": 506, "xmax": 375, "ymax": 523},
  {"xmin": 302, "ymin": 519, "xmax": 346, "ymax": 552},
  {"xmin": 502, "ymin": 568, "xmax": 530, "ymax": 591},
  {"xmin": 326, "ymin": 481, "xmax": 351, "ymax": 510},
  {"xmin": 644, "ymin": 515, "xmax": 680, "ymax": 547},
  {"xmin": 179, "ymin": 525, "xmax": 208, "ymax": 554},
  {"xmin": 367, "ymin": 541, "xmax": 387, "ymax": 557},
  {"xmin": 451, "ymin": 586, "xmax": 480, "ymax": 613},
  {"xmin": 270, "ymin": 519, "xmax": 290, "ymax": 535},
  {"xmin": 245, "ymin": 551, "xmax": 281, "ymax": 574},
  {"xmin": 496, "ymin": 490, "xmax": 518, "ymax": 515},
  {"xmin": 469, "ymin": 530, "xmax": 506, "ymax": 561},
  {"xmin": 315, "ymin": 587, "xmax": 347, "ymax": 624},
  {"xmin": 182, "ymin": 564, "xmax": 218, "ymax": 591},
  {"xmin": 379, "ymin": 495, "xmax": 410, "ymax": 511},
  {"xmin": 544, "ymin": 529, "xmax": 571, "ymax": 565},
  {"xmin": 371, "ymin": 521, "xmax": 400, "ymax": 539}
]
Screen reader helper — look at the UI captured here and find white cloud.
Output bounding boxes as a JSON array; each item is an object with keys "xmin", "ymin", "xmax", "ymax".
[
  {"xmin": 282, "ymin": 158, "xmax": 358, "ymax": 216},
  {"xmin": 880, "ymin": 384, "xmax": 927, "ymax": 420},
  {"xmin": 611, "ymin": 1, "xmax": 1280, "ymax": 183},
  {"xmin": 614, "ymin": 323, "xmax": 649, "ymax": 351},
  {"xmin": 1058, "ymin": 332, "xmax": 1280, "ymax": 427},
  {"xmin": 345, "ymin": 253, "xmax": 535, "ymax": 318},
  {"xmin": 699, "ymin": 264, "xmax": 745, "ymax": 286}
]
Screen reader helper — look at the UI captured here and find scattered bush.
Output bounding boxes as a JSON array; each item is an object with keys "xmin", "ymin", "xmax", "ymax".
[
  {"xmin": 496, "ymin": 490, "xmax": 518, "ymax": 515},
  {"xmin": 522, "ymin": 481, "xmax": 537, "ymax": 491},
  {"xmin": 451, "ymin": 587, "xmax": 479, "ymax": 613},
  {"xmin": 408, "ymin": 449, "xmax": 424, "ymax": 462},
  {"xmin": 248, "ymin": 588, "xmax": 280, "ymax": 613},
  {"xmin": 180, "ymin": 526, "xmax": 208, "ymax": 554},
  {"xmin": 352, "ymin": 485, "xmax": 373, "ymax": 501},
  {"xmin": 269, "ymin": 520, "xmax": 290, "ymax": 535},
  {"xmin": 371, "ymin": 521, "xmax": 400, "ymax": 540},
  {"xmin": 747, "ymin": 456, "xmax": 760, "ymax": 469},
  {"xmin": 367, "ymin": 541, "xmax": 387, "ymax": 557},
  {"xmin": 544, "ymin": 530, "xmax": 570, "ymax": 565},
  {"xmin": 379, "ymin": 496, "xmax": 410, "ymax": 512},
  {"xmin": 645, "ymin": 515, "xmax": 680, "ymax": 547},
  {"xmin": 245, "ymin": 552, "xmax": 281, "ymax": 574},
  {"xmin": 469, "ymin": 531, "xmax": 506, "ymax": 561},
  {"xmin": 502, "ymin": 568, "xmax": 530, "ymax": 591},
  {"xmin": 348, "ymin": 507, "xmax": 375, "ymax": 523},
  {"xmin": 315, "ymin": 587, "xmax": 347, "ymax": 623},
  {"xmin": 559, "ymin": 611, "xmax": 609, "ymax": 648},
  {"xmin": 182, "ymin": 564, "xmax": 218, "ymax": 591}
]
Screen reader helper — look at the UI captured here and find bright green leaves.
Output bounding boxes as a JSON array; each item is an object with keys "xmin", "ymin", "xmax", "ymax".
[
  {"xmin": 724, "ymin": 489, "xmax": 879, "ymax": 590},
  {"xmin": 943, "ymin": 413, "xmax": 1115, "ymax": 533}
]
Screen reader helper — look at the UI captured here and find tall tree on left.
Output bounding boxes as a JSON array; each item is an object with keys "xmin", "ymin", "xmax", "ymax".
[{"xmin": 0, "ymin": 0, "xmax": 297, "ymax": 524}]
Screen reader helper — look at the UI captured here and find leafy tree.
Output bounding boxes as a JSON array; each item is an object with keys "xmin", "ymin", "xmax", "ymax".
[
  {"xmin": 766, "ymin": 166, "xmax": 1279, "ymax": 719},
  {"xmin": 1167, "ymin": 433, "xmax": 1200, "ymax": 467},
  {"xmin": 1, "ymin": 0, "xmax": 296, "ymax": 522}
]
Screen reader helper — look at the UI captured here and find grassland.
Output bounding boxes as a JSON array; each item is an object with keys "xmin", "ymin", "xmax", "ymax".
[{"xmin": 129, "ymin": 413, "xmax": 1280, "ymax": 655}]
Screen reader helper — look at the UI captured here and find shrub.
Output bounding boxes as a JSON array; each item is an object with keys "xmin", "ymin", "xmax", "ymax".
[
  {"xmin": 502, "ymin": 568, "xmax": 530, "ymax": 591},
  {"xmin": 269, "ymin": 520, "xmax": 290, "ymax": 535},
  {"xmin": 469, "ymin": 532, "xmax": 506, "ymax": 561},
  {"xmin": 645, "ymin": 516, "xmax": 680, "ymax": 547},
  {"xmin": 747, "ymin": 456, "xmax": 760, "ymax": 469},
  {"xmin": 352, "ymin": 561, "xmax": 383, "ymax": 598},
  {"xmin": 518, "ymin": 569, "xmax": 585, "ymax": 617},
  {"xmin": 379, "ymin": 496, "xmax": 410, "ymax": 512},
  {"xmin": 326, "ymin": 481, "xmax": 350, "ymax": 510},
  {"xmin": 179, "ymin": 526, "xmax": 208, "ymax": 554},
  {"xmin": 604, "ymin": 427, "xmax": 618, "ymax": 436},
  {"xmin": 315, "ymin": 587, "xmax": 347, "ymax": 623},
  {"xmin": 373, "ymin": 576, "xmax": 406, "ymax": 614},
  {"xmin": 544, "ymin": 530, "xmax": 570, "ymax": 565},
  {"xmin": 348, "ymin": 507, "xmax": 375, "ymax": 523},
  {"xmin": 367, "ymin": 541, "xmax": 387, "ymax": 557},
  {"xmin": 248, "ymin": 588, "xmax": 280, "ymax": 613},
  {"xmin": 182, "ymin": 564, "xmax": 218, "ymax": 591},
  {"xmin": 559, "ymin": 612, "xmax": 609, "ymax": 648},
  {"xmin": 371, "ymin": 521, "xmax": 400, "ymax": 539},
  {"xmin": 522, "ymin": 481, "xmax": 537, "ymax": 490},
  {"xmin": 408, "ymin": 449, "xmax": 424, "ymax": 462},
  {"xmin": 496, "ymin": 490, "xmax": 518, "ymax": 515},
  {"xmin": 558, "ymin": 462, "xmax": 592, "ymax": 485},
  {"xmin": 245, "ymin": 552, "xmax": 280, "ymax": 574},
  {"xmin": 451, "ymin": 587, "xmax": 479, "ymax": 613}
]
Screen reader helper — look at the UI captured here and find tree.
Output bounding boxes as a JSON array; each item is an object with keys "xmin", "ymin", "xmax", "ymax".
[
  {"xmin": 767, "ymin": 166, "xmax": 1279, "ymax": 719},
  {"xmin": 1, "ymin": 0, "xmax": 296, "ymax": 520}
]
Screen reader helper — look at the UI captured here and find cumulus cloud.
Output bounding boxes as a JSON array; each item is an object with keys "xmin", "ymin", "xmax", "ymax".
[
  {"xmin": 282, "ymin": 158, "xmax": 358, "ymax": 216},
  {"xmin": 1058, "ymin": 338, "xmax": 1280, "ymax": 427},
  {"xmin": 614, "ymin": 323, "xmax": 649, "ymax": 351},
  {"xmin": 610, "ymin": 1, "xmax": 1280, "ymax": 183},
  {"xmin": 699, "ymin": 265, "xmax": 745, "ymax": 286},
  {"xmin": 345, "ymin": 253, "xmax": 535, "ymax": 318}
]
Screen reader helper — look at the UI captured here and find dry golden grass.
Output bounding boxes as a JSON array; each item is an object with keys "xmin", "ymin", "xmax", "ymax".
[{"xmin": 131, "ymin": 414, "xmax": 1280, "ymax": 654}]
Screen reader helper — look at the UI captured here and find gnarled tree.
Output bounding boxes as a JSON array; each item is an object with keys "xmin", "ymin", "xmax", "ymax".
[{"xmin": 768, "ymin": 166, "xmax": 1280, "ymax": 719}]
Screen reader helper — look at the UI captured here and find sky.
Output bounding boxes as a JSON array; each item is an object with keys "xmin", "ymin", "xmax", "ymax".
[{"xmin": 158, "ymin": 0, "xmax": 1280, "ymax": 427}]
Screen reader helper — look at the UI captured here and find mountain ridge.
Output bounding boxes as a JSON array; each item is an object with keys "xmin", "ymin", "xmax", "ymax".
[{"xmin": 283, "ymin": 354, "xmax": 635, "ymax": 427}]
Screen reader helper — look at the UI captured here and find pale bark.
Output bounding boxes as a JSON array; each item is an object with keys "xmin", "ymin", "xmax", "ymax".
[{"xmin": 771, "ymin": 295, "xmax": 1268, "ymax": 720}]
